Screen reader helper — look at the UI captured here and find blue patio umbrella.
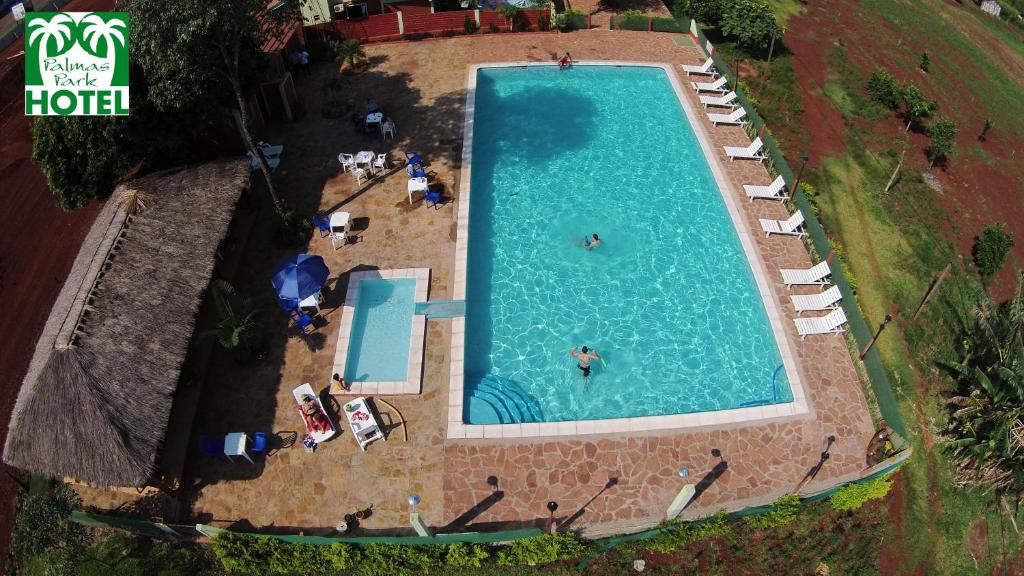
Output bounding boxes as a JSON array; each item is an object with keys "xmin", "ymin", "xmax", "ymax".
[{"xmin": 271, "ymin": 253, "xmax": 330, "ymax": 307}]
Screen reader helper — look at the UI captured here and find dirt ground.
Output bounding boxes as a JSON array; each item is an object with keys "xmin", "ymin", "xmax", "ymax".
[
  {"xmin": 781, "ymin": 0, "xmax": 1024, "ymax": 301},
  {"xmin": 0, "ymin": 0, "xmax": 111, "ymax": 559}
]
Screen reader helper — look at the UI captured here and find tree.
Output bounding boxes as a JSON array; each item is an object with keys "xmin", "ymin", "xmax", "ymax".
[
  {"xmin": 927, "ymin": 117, "xmax": 958, "ymax": 168},
  {"xmin": 670, "ymin": 0, "xmax": 690, "ymax": 19},
  {"xmin": 973, "ymin": 223, "xmax": 1015, "ymax": 278},
  {"xmin": 31, "ymin": 115, "xmax": 130, "ymax": 210},
  {"xmin": 11, "ymin": 483, "xmax": 93, "ymax": 575},
  {"xmin": 866, "ymin": 69, "xmax": 902, "ymax": 110},
  {"xmin": 919, "ymin": 51, "xmax": 930, "ymax": 73},
  {"xmin": 979, "ymin": 119, "xmax": 993, "ymax": 142},
  {"xmin": 901, "ymin": 81, "xmax": 936, "ymax": 131},
  {"xmin": 689, "ymin": 0, "xmax": 723, "ymax": 24},
  {"xmin": 331, "ymin": 38, "xmax": 366, "ymax": 72},
  {"xmin": 125, "ymin": 0, "xmax": 297, "ymax": 216},
  {"xmin": 720, "ymin": 0, "xmax": 780, "ymax": 50}
]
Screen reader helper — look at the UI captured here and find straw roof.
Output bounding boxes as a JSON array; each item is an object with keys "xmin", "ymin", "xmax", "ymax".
[{"xmin": 3, "ymin": 159, "xmax": 249, "ymax": 487}]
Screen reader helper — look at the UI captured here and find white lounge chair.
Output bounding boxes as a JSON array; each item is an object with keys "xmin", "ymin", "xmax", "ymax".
[
  {"xmin": 760, "ymin": 210, "xmax": 807, "ymax": 237},
  {"xmin": 724, "ymin": 137, "xmax": 766, "ymax": 162},
  {"xmin": 791, "ymin": 286, "xmax": 843, "ymax": 314},
  {"xmin": 247, "ymin": 151, "xmax": 280, "ymax": 172},
  {"xmin": 691, "ymin": 75, "xmax": 728, "ymax": 93},
  {"xmin": 292, "ymin": 384, "xmax": 336, "ymax": 443},
  {"xmin": 707, "ymin": 107, "xmax": 747, "ymax": 126},
  {"xmin": 794, "ymin": 307, "xmax": 848, "ymax": 339},
  {"xmin": 699, "ymin": 90, "xmax": 737, "ymax": 108},
  {"xmin": 743, "ymin": 175, "xmax": 788, "ymax": 202},
  {"xmin": 258, "ymin": 141, "xmax": 284, "ymax": 157},
  {"xmin": 681, "ymin": 57, "xmax": 717, "ymax": 77},
  {"xmin": 781, "ymin": 261, "xmax": 832, "ymax": 288}
]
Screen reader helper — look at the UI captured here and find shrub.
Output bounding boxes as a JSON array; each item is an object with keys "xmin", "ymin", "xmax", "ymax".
[
  {"xmin": 901, "ymin": 81, "xmax": 937, "ymax": 131},
  {"xmin": 671, "ymin": 0, "xmax": 690, "ymax": 19},
  {"xmin": 746, "ymin": 494, "xmax": 801, "ymax": 529},
  {"xmin": 645, "ymin": 511, "xmax": 731, "ymax": 553},
  {"xmin": 463, "ymin": 14, "xmax": 479, "ymax": 33},
  {"xmin": 275, "ymin": 209, "xmax": 313, "ymax": 248},
  {"xmin": 651, "ymin": 16, "xmax": 688, "ymax": 32},
  {"xmin": 445, "ymin": 542, "xmax": 490, "ymax": 568},
  {"xmin": 689, "ymin": 0, "xmax": 723, "ymax": 24},
  {"xmin": 618, "ymin": 11, "xmax": 649, "ymax": 30},
  {"xmin": 496, "ymin": 533, "xmax": 588, "ymax": 566},
  {"xmin": 926, "ymin": 117, "xmax": 958, "ymax": 167},
  {"xmin": 358, "ymin": 543, "xmax": 445, "ymax": 576},
  {"xmin": 720, "ymin": 0, "xmax": 779, "ymax": 49},
  {"xmin": 31, "ymin": 115, "xmax": 130, "ymax": 211},
  {"xmin": 865, "ymin": 69, "xmax": 902, "ymax": 110},
  {"xmin": 919, "ymin": 51, "xmax": 930, "ymax": 72},
  {"xmin": 973, "ymin": 223, "xmax": 1015, "ymax": 277},
  {"xmin": 553, "ymin": 9, "xmax": 585, "ymax": 30},
  {"xmin": 829, "ymin": 240, "xmax": 858, "ymax": 293},
  {"xmin": 830, "ymin": 475, "xmax": 893, "ymax": 511},
  {"xmin": 12, "ymin": 482, "xmax": 92, "ymax": 574},
  {"xmin": 488, "ymin": 22, "xmax": 500, "ymax": 32},
  {"xmin": 498, "ymin": 4, "xmax": 525, "ymax": 30},
  {"xmin": 537, "ymin": 13, "xmax": 550, "ymax": 31}
]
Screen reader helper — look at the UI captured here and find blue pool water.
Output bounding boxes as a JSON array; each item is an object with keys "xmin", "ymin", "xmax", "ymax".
[
  {"xmin": 462, "ymin": 65, "xmax": 793, "ymax": 425},
  {"xmin": 345, "ymin": 279, "xmax": 415, "ymax": 382}
]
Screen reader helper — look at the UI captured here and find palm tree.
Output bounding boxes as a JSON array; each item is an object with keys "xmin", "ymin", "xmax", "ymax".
[
  {"xmin": 333, "ymin": 39, "xmax": 366, "ymax": 73},
  {"xmin": 78, "ymin": 14, "xmax": 127, "ymax": 58},
  {"xmin": 26, "ymin": 13, "xmax": 76, "ymax": 58}
]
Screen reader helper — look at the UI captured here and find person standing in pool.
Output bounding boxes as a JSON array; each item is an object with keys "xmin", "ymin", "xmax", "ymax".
[
  {"xmin": 583, "ymin": 233, "xmax": 601, "ymax": 250},
  {"xmin": 570, "ymin": 346, "xmax": 601, "ymax": 380}
]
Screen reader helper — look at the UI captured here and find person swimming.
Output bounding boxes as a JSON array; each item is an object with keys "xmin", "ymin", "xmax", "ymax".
[
  {"xmin": 569, "ymin": 346, "xmax": 601, "ymax": 380},
  {"xmin": 583, "ymin": 233, "xmax": 601, "ymax": 250},
  {"xmin": 558, "ymin": 52, "xmax": 573, "ymax": 68}
]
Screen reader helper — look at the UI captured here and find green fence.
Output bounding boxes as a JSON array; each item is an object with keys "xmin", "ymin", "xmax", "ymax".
[
  {"xmin": 609, "ymin": 15, "xmax": 689, "ymax": 33},
  {"xmin": 688, "ymin": 20, "xmax": 908, "ymax": 441}
]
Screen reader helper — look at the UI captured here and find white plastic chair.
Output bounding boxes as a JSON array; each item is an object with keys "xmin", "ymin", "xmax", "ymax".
[
  {"xmin": 352, "ymin": 167, "xmax": 367, "ymax": 187},
  {"xmin": 760, "ymin": 210, "xmax": 807, "ymax": 237},
  {"xmin": 338, "ymin": 153, "xmax": 356, "ymax": 173},
  {"xmin": 330, "ymin": 211, "xmax": 350, "ymax": 250},
  {"xmin": 724, "ymin": 137, "xmax": 766, "ymax": 162},
  {"xmin": 791, "ymin": 286, "xmax": 843, "ymax": 315},
  {"xmin": 372, "ymin": 153, "xmax": 388, "ymax": 175},
  {"xmin": 381, "ymin": 120, "xmax": 396, "ymax": 140},
  {"xmin": 744, "ymin": 175, "xmax": 788, "ymax": 202},
  {"xmin": 781, "ymin": 261, "xmax": 832, "ymax": 288},
  {"xmin": 794, "ymin": 307, "xmax": 848, "ymax": 339},
  {"xmin": 681, "ymin": 57, "xmax": 717, "ymax": 77},
  {"xmin": 407, "ymin": 177, "xmax": 429, "ymax": 205},
  {"xmin": 699, "ymin": 90, "xmax": 737, "ymax": 108},
  {"xmin": 692, "ymin": 75, "xmax": 728, "ymax": 93}
]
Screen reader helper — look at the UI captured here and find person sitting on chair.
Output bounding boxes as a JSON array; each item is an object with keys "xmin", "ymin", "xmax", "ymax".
[{"xmin": 558, "ymin": 52, "xmax": 573, "ymax": 69}]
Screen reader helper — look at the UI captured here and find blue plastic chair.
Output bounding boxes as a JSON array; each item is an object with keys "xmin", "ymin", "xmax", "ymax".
[
  {"xmin": 251, "ymin": 432, "xmax": 267, "ymax": 454},
  {"xmin": 405, "ymin": 151, "xmax": 422, "ymax": 166},
  {"xmin": 198, "ymin": 435, "xmax": 223, "ymax": 458},
  {"xmin": 313, "ymin": 213, "xmax": 330, "ymax": 237},
  {"xmin": 291, "ymin": 310, "xmax": 314, "ymax": 333},
  {"xmin": 424, "ymin": 189, "xmax": 442, "ymax": 210}
]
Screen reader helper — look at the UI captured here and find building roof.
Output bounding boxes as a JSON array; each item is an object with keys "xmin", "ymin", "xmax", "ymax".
[{"xmin": 2, "ymin": 159, "xmax": 249, "ymax": 488}]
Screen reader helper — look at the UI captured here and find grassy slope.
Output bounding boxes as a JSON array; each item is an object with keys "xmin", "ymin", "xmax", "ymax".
[{"xmin": 746, "ymin": 0, "xmax": 1024, "ymax": 573}]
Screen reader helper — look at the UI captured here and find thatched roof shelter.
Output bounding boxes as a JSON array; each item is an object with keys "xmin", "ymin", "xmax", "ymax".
[{"xmin": 3, "ymin": 159, "xmax": 249, "ymax": 488}]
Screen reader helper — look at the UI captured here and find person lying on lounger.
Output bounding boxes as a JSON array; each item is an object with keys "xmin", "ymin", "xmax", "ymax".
[{"xmin": 301, "ymin": 395, "xmax": 330, "ymax": 432}]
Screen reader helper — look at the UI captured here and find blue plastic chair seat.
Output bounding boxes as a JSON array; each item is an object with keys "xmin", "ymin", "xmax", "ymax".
[
  {"xmin": 314, "ymin": 213, "xmax": 330, "ymax": 234},
  {"xmin": 424, "ymin": 190, "xmax": 442, "ymax": 209},
  {"xmin": 251, "ymin": 432, "xmax": 267, "ymax": 453},
  {"xmin": 198, "ymin": 435, "xmax": 222, "ymax": 458}
]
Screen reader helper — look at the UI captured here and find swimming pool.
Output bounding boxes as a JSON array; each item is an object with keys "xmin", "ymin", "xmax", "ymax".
[
  {"xmin": 451, "ymin": 63, "xmax": 804, "ymax": 433},
  {"xmin": 333, "ymin": 269, "xmax": 429, "ymax": 395}
]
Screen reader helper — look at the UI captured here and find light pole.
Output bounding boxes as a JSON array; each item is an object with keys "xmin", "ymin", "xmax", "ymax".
[
  {"xmin": 792, "ymin": 154, "xmax": 810, "ymax": 197},
  {"xmin": 665, "ymin": 465, "xmax": 696, "ymax": 520},
  {"xmin": 546, "ymin": 501, "xmax": 559, "ymax": 534},
  {"xmin": 860, "ymin": 314, "xmax": 894, "ymax": 360},
  {"xmin": 408, "ymin": 494, "xmax": 431, "ymax": 537}
]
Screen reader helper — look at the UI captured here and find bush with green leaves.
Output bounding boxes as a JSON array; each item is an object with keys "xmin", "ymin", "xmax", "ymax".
[
  {"xmin": 645, "ymin": 511, "xmax": 731, "ymax": 553},
  {"xmin": 830, "ymin": 475, "xmax": 893, "ymax": 512},
  {"xmin": 496, "ymin": 532, "xmax": 588, "ymax": 566},
  {"xmin": 275, "ymin": 209, "xmax": 313, "ymax": 248},
  {"xmin": 445, "ymin": 542, "xmax": 490, "ymax": 568},
  {"xmin": 866, "ymin": 69, "xmax": 902, "ymax": 110},
  {"xmin": 552, "ymin": 9, "xmax": 585, "ymax": 30},
  {"xmin": 919, "ymin": 51, "xmax": 931, "ymax": 72},
  {"xmin": 214, "ymin": 532, "xmax": 359, "ymax": 574},
  {"xmin": 745, "ymin": 494, "xmax": 801, "ymax": 529},
  {"xmin": 11, "ymin": 482, "xmax": 92, "ymax": 575},
  {"xmin": 498, "ymin": 4, "xmax": 526, "ymax": 30},
  {"xmin": 973, "ymin": 223, "xmax": 1015, "ymax": 277},
  {"xmin": 671, "ymin": 0, "xmax": 690, "ymax": 19},
  {"xmin": 926, "ymin": 117, "xmax": 958, "ymax": 167},
  {"xmin": 901, "ymin": 81, "xmax": 937, "ymax": 131},
  {"xmin": 689, "ymin": 0, "xmax": 723, "ymax": 24},
  {"xmin": 31, "ymin": 115, "xmax": 130, "ymax": 211},
  {"xmin": 358, "ymin": 543, "xmax": 445, "ymax": 576},
  {"xmin": 720, "ymin": 0, "xmax": 779, "ymax": 50},
  {"xmin": 463, "ymin": 14, "xmax": 479, "ymax": 33}
]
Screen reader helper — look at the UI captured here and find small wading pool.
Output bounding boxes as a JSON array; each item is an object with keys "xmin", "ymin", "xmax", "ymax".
[
  {"xmin": 453, "ymin": 63, "xmax": 806, "ymax": 432},
  {"xmin": 334, "ymin": 269, "xmax": 430, "ymax": 395},
  {"xmin": 345, "ymin": 279, "xmax": 415, "ymax": 382}
]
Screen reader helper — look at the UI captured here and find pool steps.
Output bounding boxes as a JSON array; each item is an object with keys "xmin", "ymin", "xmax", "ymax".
[{"xmin": 464, "ymin": 374, "xmax": 543, "ymax": 424}]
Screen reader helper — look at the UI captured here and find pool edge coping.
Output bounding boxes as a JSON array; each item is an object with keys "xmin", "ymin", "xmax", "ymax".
[
  {"xmin": 333, "ymin": 268, "xmax": 430, "ymax": 396},
  {"xmin": 447, "ymin": 61, "xmax": 810, "ymax": 440}
]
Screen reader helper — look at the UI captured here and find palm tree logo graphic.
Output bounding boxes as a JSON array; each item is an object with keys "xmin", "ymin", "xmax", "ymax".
[
  {"xmin": 26, "ymin": 12, "xmax": 76, "ymax": 60},
  {"xmin": 25, "ymin": 12, "xmax": 127, "ymax": 89},
  {"xmin": 78, "ymin": 14, "xmax": 126, "ymax": 60}
]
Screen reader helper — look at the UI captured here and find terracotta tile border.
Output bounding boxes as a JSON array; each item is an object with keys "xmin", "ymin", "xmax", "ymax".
[
  {"xmin": 332, "ymin": 268, "xmax": 430, "ymax": 396},
  {"xmin": 448, "ymin": 61, "xmax": 809, "ymax": 440}
]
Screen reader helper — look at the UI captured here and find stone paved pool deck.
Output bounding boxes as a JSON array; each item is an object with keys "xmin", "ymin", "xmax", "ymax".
[{"xmin": 77, "ymin": 31, "xmax": 876, "ymax": 536}]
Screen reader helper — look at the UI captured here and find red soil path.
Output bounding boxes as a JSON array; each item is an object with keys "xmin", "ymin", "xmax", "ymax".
[
  {"xmin": 0, "ymin": 0, "xmax": 112, "ymax": 559},
  {"xmin": 784, "ymin": 0, "xmax": 1024, "ymax": 300}
]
